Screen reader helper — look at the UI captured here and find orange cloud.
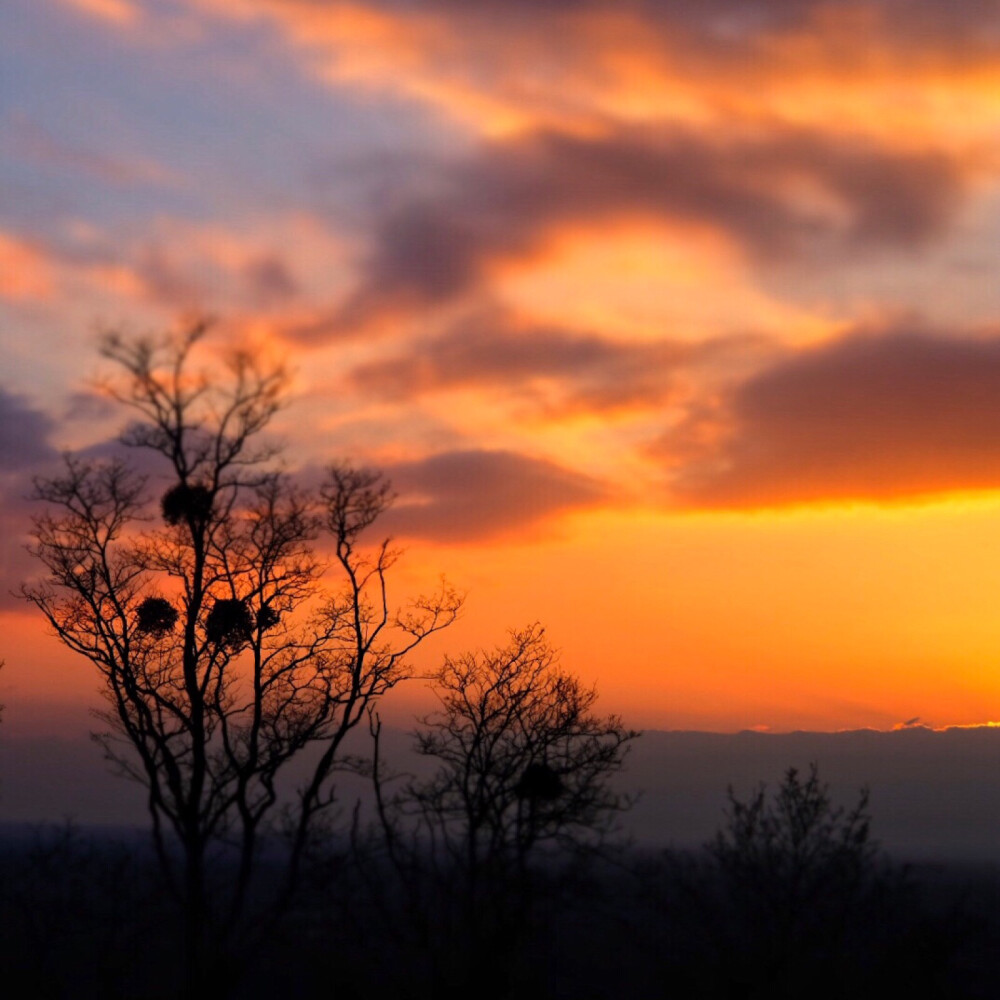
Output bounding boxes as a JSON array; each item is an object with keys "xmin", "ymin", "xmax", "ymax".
[
  {"xmin": 2, "ymin": 215, "xmax": 350, "ymax": 325},
  {"xmin": 345, "ymin": 307, "xmax": 781, "ymax": 430},
  {"xmin": 491, "ymin": 220, "xmax": 837, "ymax": 344},
  {"xmin": 188, "ymin": 0, "xmax": 604, "ymax": 137},
  {"xmin": 0, "ymin": 233, "xmax": 54, "ymax": 301},
  {"xmin": 186, "ymin": 0, "xmax": 1000, "ymax": 159},
  {"xmin": 59, "ymin": 0, "xmax": 138, "ymax": 26}
]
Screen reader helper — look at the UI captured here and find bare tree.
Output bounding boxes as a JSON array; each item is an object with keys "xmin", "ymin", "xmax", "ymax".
[
  {"xmin": 22, "ymin": 324, "xmax": 461, "ymax": 995},
  {"xmin": 709, "ymin": 763, "xmax": 881, "ymax": 930},
  {"xmin": 367, "ymin": 624, "xmax": 636, "ymax": 997},
  {"xmin": 700, "ymin": 765, "xmax": 897, "ymax": 995}
]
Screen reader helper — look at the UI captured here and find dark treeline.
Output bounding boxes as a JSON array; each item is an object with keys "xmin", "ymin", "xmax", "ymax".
[
  {"xmin": 0, "ymin": 772, "xmax": 997, "ymax": 1000},
  {"xmin": 7, "ymin": 324, "xmax": 999, "ymax": 998}
]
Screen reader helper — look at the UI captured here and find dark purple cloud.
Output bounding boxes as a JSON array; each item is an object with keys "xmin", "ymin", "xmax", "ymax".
[
  {"xmin": 316, "ymin": 126, "xmax": 962, "ymax": 336},
  {"xmin": 240, "ymin": 254, "xmax": 299, "ymax": 305},
  {"xmin": 0, "ymin": 389, "xmax": 57, "ymax": 472},
  {"xmin": 666, "ymin": 330, "xmax": 1000, "ymax": 508},
  {"xmin": 0, "ymin": 393, "xmax": 174, "ymax": 609},
  {"xmin": 0, "ymin": 389, "xmax": 59, "ymax": 608},
  {"xmin": 380, "ymin": 449, "xmax": 612, "ymax": 542}
]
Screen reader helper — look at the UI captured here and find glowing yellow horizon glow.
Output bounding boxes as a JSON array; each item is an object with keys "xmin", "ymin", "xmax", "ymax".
[{"xmin": 335, "ymin": 494, "xmax": 1000, "ymax": 733}]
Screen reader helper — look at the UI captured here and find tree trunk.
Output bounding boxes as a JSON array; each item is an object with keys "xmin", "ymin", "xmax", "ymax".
[{"xmin": 183, "ymin": 841, "xmax": 211, "ymax": 1000}]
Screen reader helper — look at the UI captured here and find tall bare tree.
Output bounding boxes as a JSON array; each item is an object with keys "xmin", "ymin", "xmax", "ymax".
[{"xmin": 23, "ymin": 324, "xmax": 461, "ymax": 995}]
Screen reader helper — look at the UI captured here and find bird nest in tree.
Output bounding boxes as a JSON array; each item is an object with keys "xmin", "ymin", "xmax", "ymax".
[
  {"xmin": 256, "ymin": 605, "xmax": 281, "ymax": 632},
  {"xmin": 205, "ymin": 598, "xmax": 254, "ymax": 648},
  {"xmin": 136, "ymin": 596, "xmax": 179, "ymax": 636},
  {"xmin": 161, "ymin": 483, "xmax": 213, "ymax": 526},
  {"xmin": 516, "ymin": 762, "xmax": 563, "ymax": 801}
]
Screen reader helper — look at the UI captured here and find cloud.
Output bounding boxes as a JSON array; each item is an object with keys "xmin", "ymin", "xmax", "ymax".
[
  {"xmin": 348, "ymin": 315, "xmax": 691, "ymax": 412},
  {"xmin": 380, "ymin": 449, "xmax": 612, "ymax": 542},
  {"xmin": 0, "ymin": 390, "xmax": 60, "ymax": 609},
  {"xmin": 7, "ymin": 114, "xmax": 172, "ymax": 188},
  {"xmin": 346, "ymin": 312, "xmax": 768, "ymax": 415},
  {"xmin": 179, "ymin": 0, "xmax": 1000, "ymax": 195},
  {"xmin": 0, "ymin": 390, "xmax": 57, "ymax": 472},
  {"xmin": 666, "ymin": 330, "xmax": 1000, "ymax": 508},
  {"xmin": 195, "ymin": 0, "xmax": 1000, "ymax": 135},
  {"xmin": 240, "ymin": 254, "xmax": 299, "ymax": 305},
  {"xmin": 0, "ymin": 233, "xmax": 55, "ymax": 302},
  {"xmin": 0, "ymin": 216, "xmax": 318, "ymax": 318},
  {"xmin": 58, "ymin": 0, "xmax": 138, "ymax": 27},
  {"xmin": 323, "ymin": 126, "xmax": 963, "ymax": 335}
]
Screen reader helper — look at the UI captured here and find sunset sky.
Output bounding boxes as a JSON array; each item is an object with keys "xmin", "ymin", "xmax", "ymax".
[{"xmin": 5, "ymin": 0, "xmax": 1000, "ymax": 735}]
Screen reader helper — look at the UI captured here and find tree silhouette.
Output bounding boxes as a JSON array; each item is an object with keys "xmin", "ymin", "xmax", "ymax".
[
  {"xmin": 703, "ymin": 764, "xmax": 897, "ymax": 996},
  {"xmin": 22, "ymin": 324, "xmax": 461, "ymax": 996},
  {"xmin": 367, "ymin": 624, "xmax": 636, "ymax": 997},
  {"xmin": 710, "ymin": 764, "xmax": 876, "ymax": 915}
]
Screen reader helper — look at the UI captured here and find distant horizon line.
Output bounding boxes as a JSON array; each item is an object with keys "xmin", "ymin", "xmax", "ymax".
[
  {"xmin": 7, "ymin": 718, "xmax": 1000, "ymax": 741},
  {"xmin": 640, "ymin": 721, "xmax": 1000, "ymax": 736}
]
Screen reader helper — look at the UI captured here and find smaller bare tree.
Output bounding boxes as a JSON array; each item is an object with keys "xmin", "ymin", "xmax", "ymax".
[{"xmin": 366, "ymin": 624, "xmax": 637, "ymax": 998}]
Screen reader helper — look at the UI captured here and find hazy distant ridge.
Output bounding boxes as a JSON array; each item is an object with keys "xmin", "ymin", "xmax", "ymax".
[
  {"xmin": 5, "ymin": 725, "xmax": 1000, "ymax": 860},
  {"xmin": 624, "ymin": 726, "xmax": 1000, "ymax": 859}
]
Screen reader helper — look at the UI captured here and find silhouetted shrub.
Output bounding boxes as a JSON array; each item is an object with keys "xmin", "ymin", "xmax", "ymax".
[
  {"xmin": 677, "ymin": 764, "xmax": 911, "ymax": 997},
  {"xmin": 135, "ymin": 596, "xmax": 179, "ymax": 636},
  {"xmin": 710, "ymin": 763, "xmax": 878, "ymax": 925},
  {"xmin": 205, "ymin": 598, "xmax": 253, "ymax": 648},
  {"xmin": 161, "ymin": 482, "xmax": 213, "ymax": 526}
]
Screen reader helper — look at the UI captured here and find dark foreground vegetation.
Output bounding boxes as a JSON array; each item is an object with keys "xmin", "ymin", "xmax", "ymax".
[{"xmin": 1, "ymin": 798, "xmax": 997, "ymax": 1000}]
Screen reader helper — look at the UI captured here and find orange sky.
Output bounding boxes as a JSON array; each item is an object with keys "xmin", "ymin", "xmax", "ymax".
[{"xmin": 5, "ymin": 0, "xmax": 1000, "ymax": 734}]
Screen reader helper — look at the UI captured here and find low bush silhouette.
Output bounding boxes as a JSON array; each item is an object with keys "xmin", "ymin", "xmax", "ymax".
[{"xmin": 636, "ymin": 764, "xmax": 982, "ymax": 999}]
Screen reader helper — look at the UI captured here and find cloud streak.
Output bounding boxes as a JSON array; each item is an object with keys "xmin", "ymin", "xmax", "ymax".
[
  {"xmin": 348, "ymin": 315, "xmax": 690, "ymax": 413},
  {"xmin": 381, "ymin": 449, "xmax": 613, "ymax": 542},
  {"xmin": 191, "ymin": 0, "xmax": 1000, "ymax": 139},
  {"xmin": 346, "ymin": 311, "xmax": 775, "ymax": 417}
]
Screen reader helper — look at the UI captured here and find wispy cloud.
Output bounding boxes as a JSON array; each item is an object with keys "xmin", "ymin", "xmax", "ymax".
[
  {"xmin": 0, "ymin": 233, "xmax": 55, "ymax": 302},
  {"xmin": 347, "ymin": 310, "xmax": 770, "ymax": 417},
  {"xmin": 7, "ymin": 114, "xmax": 174, "ymax": 187},
  {"xmin": 58, "ymin": 0, "xmax": 138, "ymax": 27},
  {"xmin": 381, "ymin": 448, "xmax": 614, "ymax": 543}
]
